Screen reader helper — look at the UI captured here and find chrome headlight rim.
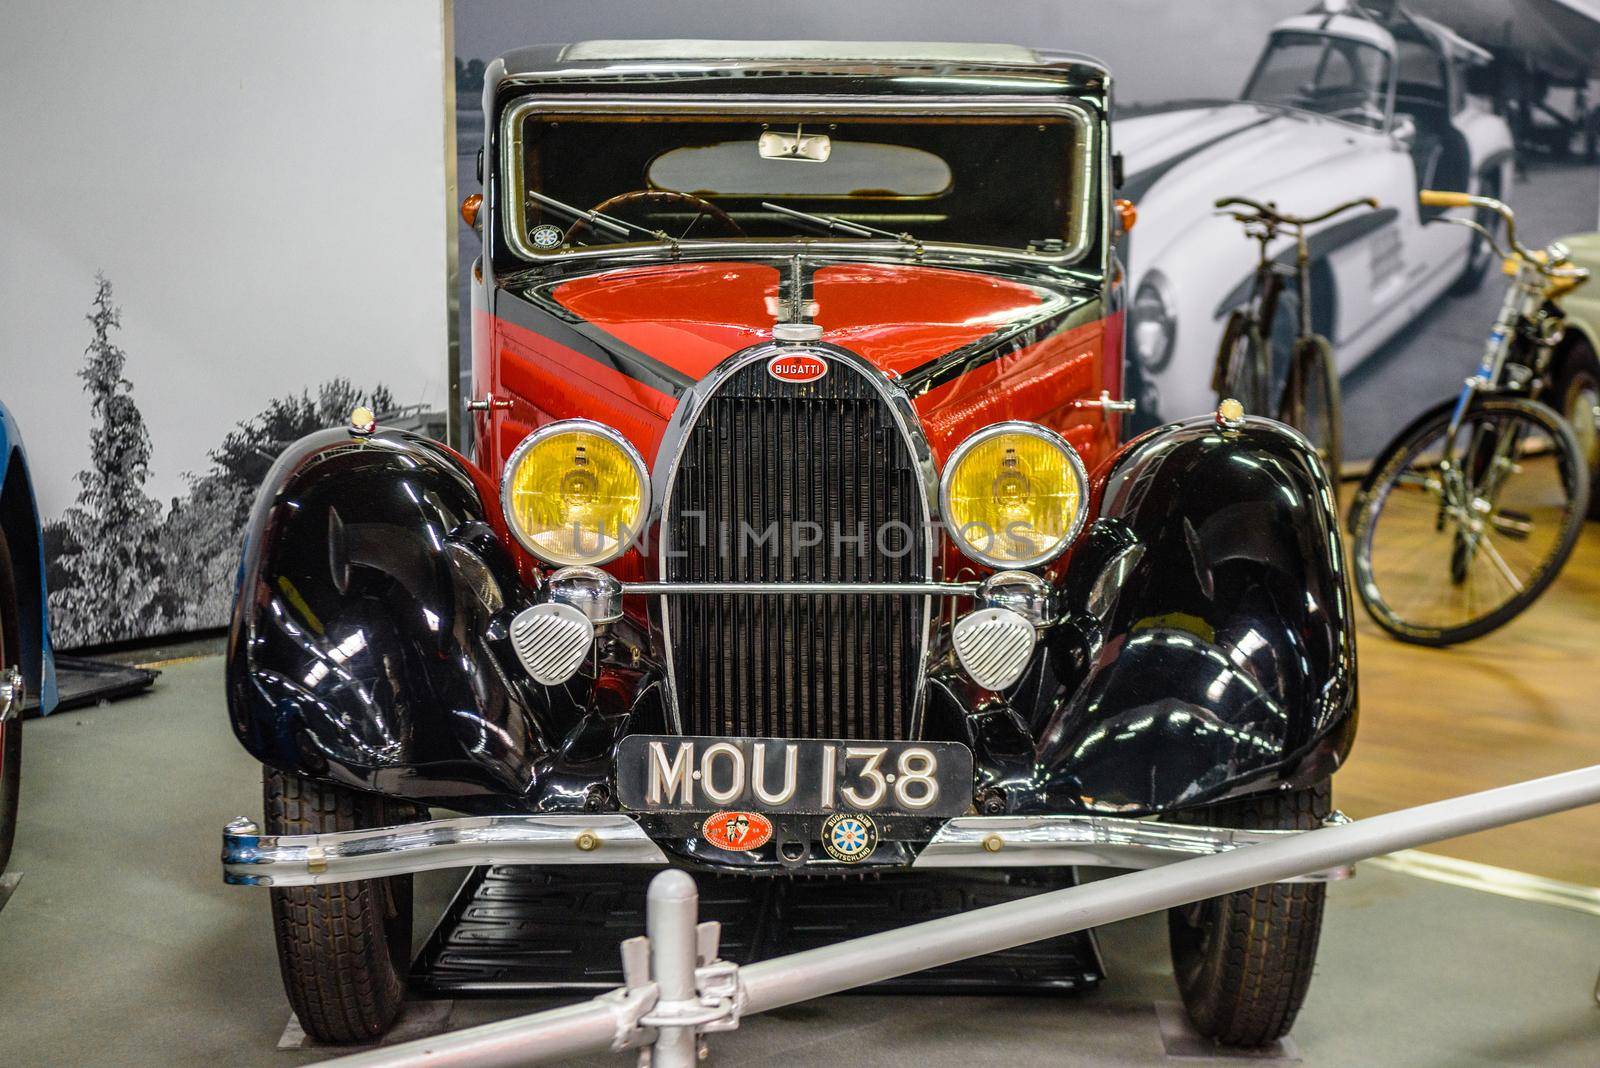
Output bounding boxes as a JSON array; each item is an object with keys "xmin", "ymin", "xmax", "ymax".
[
  {"xmin": 500, "ymin": 417, "xmax": 651, "ymax": 567},
  {"xmin": 939, "ymin": 420, "xmax": 1090, "ymax": 571},
  {"xmin": 1129, "ymin": 271, "xmax": 1177, "ymax": 372}
]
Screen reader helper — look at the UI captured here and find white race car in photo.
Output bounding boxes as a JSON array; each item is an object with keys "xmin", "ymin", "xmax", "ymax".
[{"xmin": 1119, "ymin": 0, "xmax": 1515, "ymax": 428}]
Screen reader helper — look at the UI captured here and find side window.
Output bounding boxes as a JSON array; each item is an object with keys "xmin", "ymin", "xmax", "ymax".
[{"xmin": 1395, "ymin": 39, "xmax": 1449, "ymax": 109}]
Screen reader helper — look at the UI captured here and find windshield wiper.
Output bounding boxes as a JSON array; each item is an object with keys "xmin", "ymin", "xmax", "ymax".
[
  {"xmin": 761, "ymin": 201, "xmax": 921, "ymax": 249},
  {"xmin": 526, "ymin": 190, "xmax": 664, "ymax": 243}
]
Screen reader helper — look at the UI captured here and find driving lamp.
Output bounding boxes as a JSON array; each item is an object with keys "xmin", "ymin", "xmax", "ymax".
[
  {"xmin": 501, "ymin": 419, "xmax": 649, "ymax": 566},
  {"xmin": 940, "ymin": 422, "xmax": 1089, "ymax": 569}
]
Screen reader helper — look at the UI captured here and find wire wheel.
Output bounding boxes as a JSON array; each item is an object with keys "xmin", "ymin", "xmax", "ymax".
[
  {"xmin": 1351, "ymin": 396, "xmax": 1589, "ymax": 645},
  {"xmin": 1278, "ymin": 334, "xmax": 1343, "ymax": 501},
  {"xmin": 1216, "ymin": 312, "xmax": 1271, "ymax": 415}
]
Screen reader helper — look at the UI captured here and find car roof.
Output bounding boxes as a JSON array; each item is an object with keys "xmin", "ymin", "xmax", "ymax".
[{"xmin": 494, "ymin": 39, "xmax": 1108, "ymax": 87}]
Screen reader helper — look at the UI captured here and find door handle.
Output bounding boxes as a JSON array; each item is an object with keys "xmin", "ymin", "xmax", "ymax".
[
  {"xmin": 465, "ymin": 394, "xmax": 513, "ymax": 412},
  {"xmin": 1074, "ymin": 391, "xmax": 1136, "ymax": 414}
]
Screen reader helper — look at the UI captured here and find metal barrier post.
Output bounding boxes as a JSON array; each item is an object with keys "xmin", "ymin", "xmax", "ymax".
[{"xmin": 646, "ymin": 870, "xmax": 702, "ymax": 1068}]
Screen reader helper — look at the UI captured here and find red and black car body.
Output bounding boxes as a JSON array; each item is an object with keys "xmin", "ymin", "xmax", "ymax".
[{"xmin": 227, "ymin": 43, "xmax": 1355, "ymax": 883}]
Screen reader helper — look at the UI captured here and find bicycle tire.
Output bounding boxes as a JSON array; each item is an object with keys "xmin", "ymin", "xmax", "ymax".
[
  {"xmin": 1350, "ymin": 396, "xmax": 1589, "ymax": 645},
  {"xmin": 1277, "ymin": 334, "xmax": 1343, "ymax": 500},
  {"xmin": 1215, "ymin": 311, "xmax": 1271, "ymax": 415}
]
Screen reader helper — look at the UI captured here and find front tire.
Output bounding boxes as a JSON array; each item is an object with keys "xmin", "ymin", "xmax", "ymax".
[
  {"xmin": 1350, "ymin": 396, "xmax": 1588, "ymax": 645},
  {"xmin": 265, "ymin": 768, "xmax": 421, "ymax": 1044},
  {"xmin": 1167, "ymin": 782, "xmax": 1329, "ymax": 1047},
  {"xmin": 0, "ymin": 529, "xmax": 22, "ymax": 876},
  {"xmin": 1278, "ymin": 334, "xmax": 1344, "ymax": 502},
  {"xmin": 1552, "ymin": 341, "xmax": 1600, "ymax": 519},
  {"xmin": 1215, "ymin": 311, "xmax": 1271, "ymax": 415}
]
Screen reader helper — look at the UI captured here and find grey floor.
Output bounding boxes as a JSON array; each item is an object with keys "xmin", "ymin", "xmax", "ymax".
[{"xmin": 2, "ymin": 657, "xmax": 1599, "ymax": 1067}]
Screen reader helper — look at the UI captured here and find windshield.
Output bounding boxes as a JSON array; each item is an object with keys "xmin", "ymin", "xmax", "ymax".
[
  {"xmin": 1243, "ymin": 31, "xmax": 1392, "ymax": 129},
  {"xmin": 500, "ymin": 106, "xmax": 1092, "ymax": 259}
]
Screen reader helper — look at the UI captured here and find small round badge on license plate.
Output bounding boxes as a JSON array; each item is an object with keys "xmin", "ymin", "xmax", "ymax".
[
  {"xmin": 820, "ymin": 812, "xmax": 879, "ymax": 863},
  {"xmin": 703, "ymin": 810, "xmax": 773, "ymax": 852}
]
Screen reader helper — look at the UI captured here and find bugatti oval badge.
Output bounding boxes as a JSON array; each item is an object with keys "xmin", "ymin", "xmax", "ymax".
[
  {"xmin": 766, "ymin": 353, "xmax": 829, "ymax": 384},
  {"xmin": 702, "ymin": 811, "xmax": 773, "ymax": 852}
]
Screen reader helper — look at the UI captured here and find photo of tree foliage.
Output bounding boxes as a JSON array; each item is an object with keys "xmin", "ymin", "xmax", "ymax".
[{"xmin": 44, "ymin": 275, "xmax": 398, "ymax": 647}]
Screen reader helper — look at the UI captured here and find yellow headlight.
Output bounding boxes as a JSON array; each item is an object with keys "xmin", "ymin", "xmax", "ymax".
[
  {"xmin": 940, "ymin": 422, "xmax": 1088, "ymax": 568},
  {"xmin": 501, "ymin": 420, "xmax": 649, "ymax": 566}
]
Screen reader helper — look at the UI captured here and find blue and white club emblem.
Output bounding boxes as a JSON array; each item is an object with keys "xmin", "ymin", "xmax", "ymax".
[
  {"xmin": 821, "ymin": 812, "xmax": 879, "ymax": 863},
  {"xmin": 531, "ymin": 223, "xmax": 564, "ymax": 249}
]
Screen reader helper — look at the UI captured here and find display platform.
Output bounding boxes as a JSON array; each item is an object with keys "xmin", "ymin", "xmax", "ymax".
[
  {"xmin": 19, "ymin": 655, "xmax": 158, "ymax": 717},
  {"xmin": 412, "ymin": 865, "xmax": 1103, "ymax": 997}
]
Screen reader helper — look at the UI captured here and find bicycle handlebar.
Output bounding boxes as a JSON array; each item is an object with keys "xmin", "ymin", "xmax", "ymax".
[
  {"xmin": 1213, "ymin": 195, "xmax": 1379, "ymax": 227},
  {"xmin": 1419, "ymin": 189, "xmax": 1589, "ymax": 282}
]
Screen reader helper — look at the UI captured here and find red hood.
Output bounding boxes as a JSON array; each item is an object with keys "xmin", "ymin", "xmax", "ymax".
[{"xmin": 550, "ymin": 261, "xmax": 1066, "ymax": 379}]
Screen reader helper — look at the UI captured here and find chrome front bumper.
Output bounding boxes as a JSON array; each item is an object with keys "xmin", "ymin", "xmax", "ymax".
[{"xmin": 223, "ymin": 812, "xmax": 1352, "ymax": 887}]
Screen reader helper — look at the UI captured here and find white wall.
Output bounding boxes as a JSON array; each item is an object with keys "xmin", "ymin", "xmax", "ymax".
[{"xmin": 1, "ymin": 0, "xmax": 451, "ymax": 517}]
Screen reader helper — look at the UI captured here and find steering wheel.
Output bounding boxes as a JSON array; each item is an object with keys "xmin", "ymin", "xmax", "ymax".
[{"xmin": 566, "ymin": 189, "xmax": 744, "ymax": 242}]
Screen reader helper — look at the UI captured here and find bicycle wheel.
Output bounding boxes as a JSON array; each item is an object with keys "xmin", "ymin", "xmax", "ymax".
[
  {"xmin": 1215, "ymin": 311, "xmax": 1271, "ymax": 415},
  {"xmin": 1278, "ymin": 334, "xmax": 1343, "ymax": 498},
  {"xmin": 1350, "ymin": 396, "xmax": 1589, "ymax": 645}
]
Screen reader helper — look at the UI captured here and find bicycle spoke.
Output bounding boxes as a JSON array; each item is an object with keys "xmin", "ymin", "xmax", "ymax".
[
  {"xmin": 1354, "ymin": 399, "xmax": 1582, "ymax": 643},
  {"xmin": 1474, "ymin": 533, "xmax": 1525, "ymax": 595}
]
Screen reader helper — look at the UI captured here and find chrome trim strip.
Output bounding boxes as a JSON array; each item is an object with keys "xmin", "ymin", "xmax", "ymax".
[
  {"xmin": 654, "ymin": 341, "xmax": 941, "ymax": 737},
  {"xmin": 222, "ymin": 810, "xmax": 1353, "ymax": 886},
  {"xmin": 500, "ymin": 417, "xmax": 652, "ymax": 566},
  {"xmin": 499, "ymin": 94, "xmax": 1098, "ymax": 266},
  {"xmin": 0, "ymin": 667, "xmax": 22, "ymax": 723},
  {"xmin": 912, "ymin": 814, "xmax": 1354, "ymax": 882},
  {"xmin": 938, "ymin": 420, "xmax": 1091, "ymax": 569},
  {"xmin": 222, "ymin": 814, "xmax": 668, "ymax": 887},
  {"xmin": 627, "ymin": 581, "xmax": 977, "ymax": 596}
]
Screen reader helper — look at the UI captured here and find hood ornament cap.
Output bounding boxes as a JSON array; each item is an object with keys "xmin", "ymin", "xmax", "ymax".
[{"xmin": 770, "ymin": 254, "xmax": 823, "ymax": 342}]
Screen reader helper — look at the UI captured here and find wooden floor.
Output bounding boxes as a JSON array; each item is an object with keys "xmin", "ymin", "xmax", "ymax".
[{"xmin": 1337, "ymin": 516, "xmax": 1600, "ymax": 886}]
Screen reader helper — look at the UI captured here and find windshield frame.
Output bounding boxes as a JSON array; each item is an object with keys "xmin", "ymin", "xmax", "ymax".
[
  {"xmin": 1241, "ymin": 29, "xmax": 1398, "ymax": 132},
  {"xmin": 496, "ymin": 94, "xmax": 1100, "ymax": 268}
]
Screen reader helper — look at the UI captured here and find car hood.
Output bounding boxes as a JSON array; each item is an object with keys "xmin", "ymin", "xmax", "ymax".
[
  {"xmin": 541, "ymin": 260, "xmax": 1094, "ymax": 383},
  {"xmin": 1118, "ymin": 101, "xmax": 1361, "ymax": 203}
]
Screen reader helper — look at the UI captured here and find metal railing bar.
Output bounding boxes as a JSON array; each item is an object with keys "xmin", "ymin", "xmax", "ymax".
[
  {"xmin": 320, "ymin": 763, "xmax": 1600, "ymax": 1067},
  {"xmin": 622, "ymin": 581, "xmax": 980, "ymax": 596},
  {"xmin": 742, "ymin": 763, "xmax": 1600, "ymax": 1011}
]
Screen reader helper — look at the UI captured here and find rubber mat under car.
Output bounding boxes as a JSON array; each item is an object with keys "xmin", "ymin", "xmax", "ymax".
[{"xmin": 411, "ymin": 865, "xmax": 1104, "ymax": 996}]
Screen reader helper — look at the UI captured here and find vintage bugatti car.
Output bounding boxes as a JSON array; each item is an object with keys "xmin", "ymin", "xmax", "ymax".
[
  {"xmin": 1120, "ymin": 0, "xmax": 1515, "ymax": 428},
  {"xmin": 0, "ymin": 398, "xmax": 59, "ymax": 876},
  {"xmin": 222, "ymin": 41, "xmax": 1357, "ymax": 1049}
]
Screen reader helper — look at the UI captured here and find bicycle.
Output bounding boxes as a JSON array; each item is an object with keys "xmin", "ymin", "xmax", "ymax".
[
  {"xmin": 1211, "ymin": 195, "xmax": 1379, "ymax": 491},
  {"xmin": 1347, "ymin": 190, "xmax": 1592, "ymax": 646}
]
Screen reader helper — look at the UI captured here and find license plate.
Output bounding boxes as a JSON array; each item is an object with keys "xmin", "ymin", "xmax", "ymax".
[{"xmin": 617, "ymin": 735, "xmax": 972, "ymax": 817}]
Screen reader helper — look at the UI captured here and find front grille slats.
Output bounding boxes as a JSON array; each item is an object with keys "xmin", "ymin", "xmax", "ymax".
[{"xmin": 665, "ymin": 356, "xmax": 926, "ymax": 741}]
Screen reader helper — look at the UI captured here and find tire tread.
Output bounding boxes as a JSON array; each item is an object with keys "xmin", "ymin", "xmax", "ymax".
[
  {"xmin": 264, "ymin": 768, "xmax": 415, "ymax": 1044},
  {"xmin": 1167, "ymin": 783, "xmax": 1329, "ymax": 1047}
]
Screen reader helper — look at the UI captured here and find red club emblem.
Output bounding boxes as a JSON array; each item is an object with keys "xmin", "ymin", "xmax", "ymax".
[
  {"xmin": 766, "ymin": 353, "xmax": 828, "ymax": 383},
  {"xmin": 702, "ymin": 810, "xmax": 774, "ymax": 852}
]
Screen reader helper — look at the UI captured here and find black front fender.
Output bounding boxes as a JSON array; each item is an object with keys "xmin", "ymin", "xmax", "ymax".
[
  {"xmin": 1013, "ymin": 415, "xmax": 1357, "ymax": 814},
  {"xmin": 227, "ymin": 428, "xmax": 576, "ymax": 806}
]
